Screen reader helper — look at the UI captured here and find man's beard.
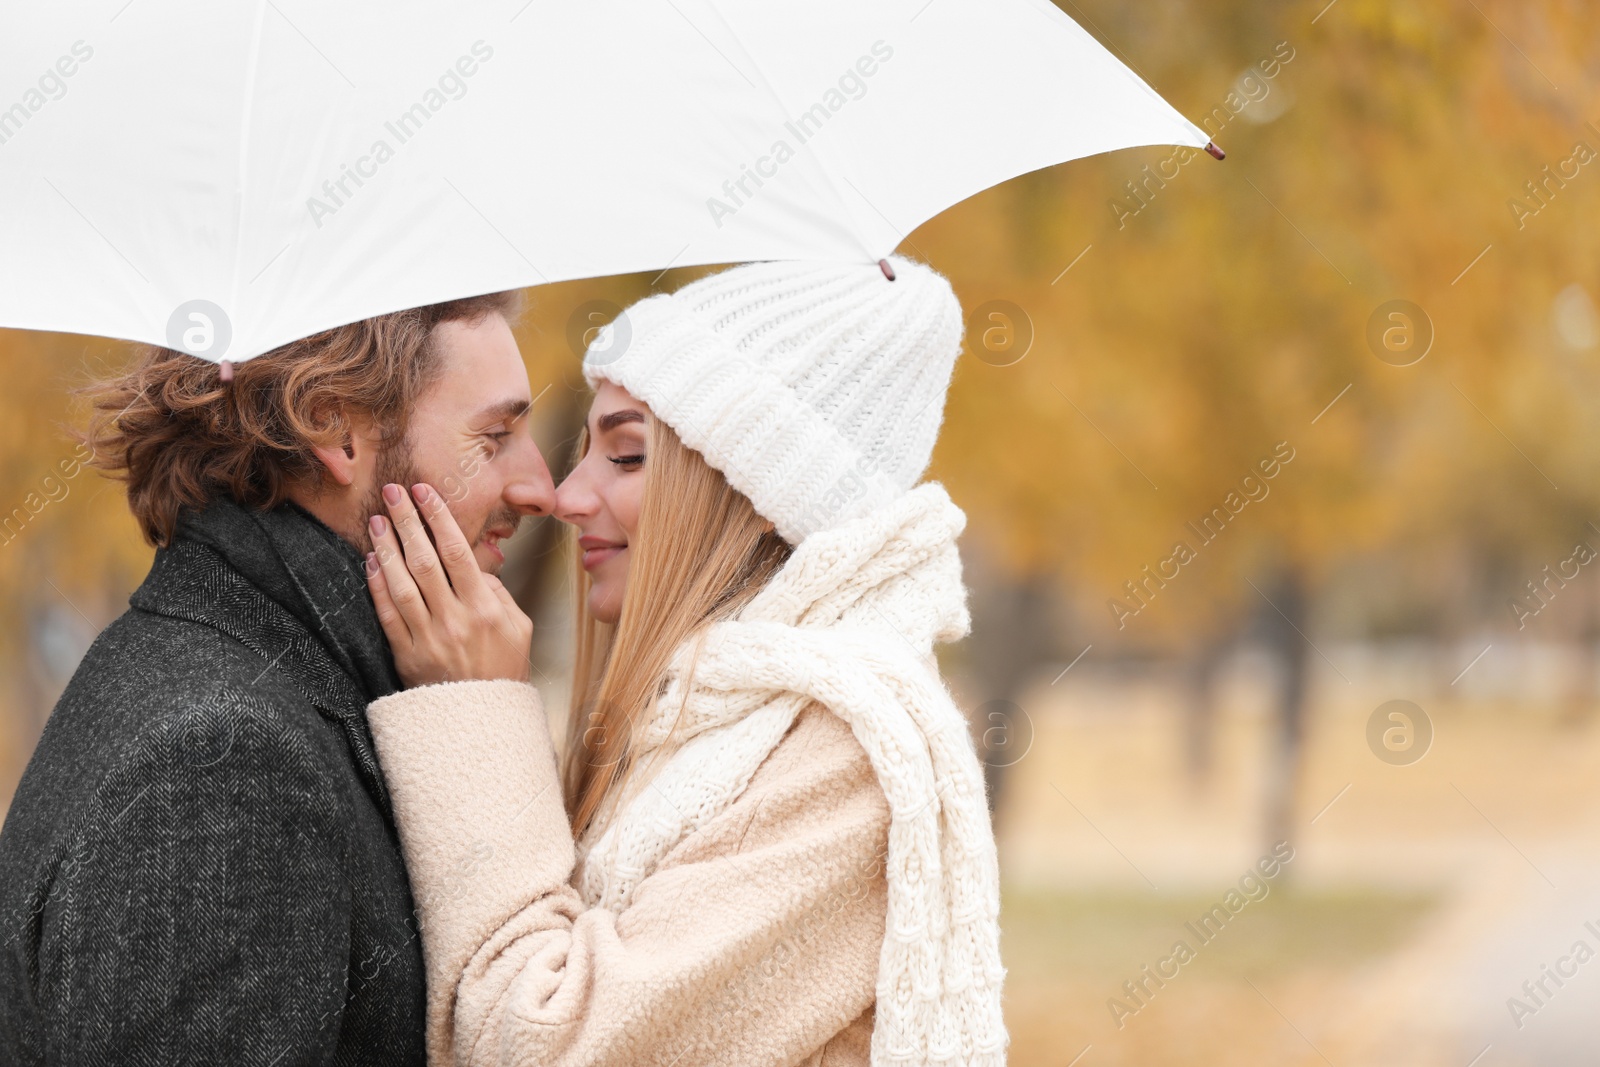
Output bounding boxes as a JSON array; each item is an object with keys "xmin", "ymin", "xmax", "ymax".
[
  {"xmin": 354, "ymin": 435, "xmax": 417, "ymax": 557},
  {"xmin": 356, "ymin": 437, "xmax": 520, "ymax": 574}
]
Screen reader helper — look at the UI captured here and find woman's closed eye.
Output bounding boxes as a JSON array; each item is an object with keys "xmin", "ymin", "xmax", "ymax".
[{"xmin": 609, "ymin": 453, "xmax": 645, "ymax": 470}]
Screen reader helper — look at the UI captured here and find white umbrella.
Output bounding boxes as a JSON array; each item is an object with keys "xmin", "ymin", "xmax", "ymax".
[{"xmin": 0, "ymin": 0, "xmax": 1217, "ymax": 368}]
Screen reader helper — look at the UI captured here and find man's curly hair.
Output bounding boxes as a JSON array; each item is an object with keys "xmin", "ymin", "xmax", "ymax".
[{"xmin": 78, "ymin": 292, "xmax": 522, "ymax": 546}]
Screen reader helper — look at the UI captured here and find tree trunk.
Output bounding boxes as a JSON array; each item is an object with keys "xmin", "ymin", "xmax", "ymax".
[
  {"xmin": 1561, "ymin": 569, "xmax": 1600, "ymax": 726},
  {"xmin": 961, "ymin": 554, "xmax": 1058, "ymax": 818},
  {"xmin": 1182, "ymin": 628, "xmax": 1232, "ymax": 793},
  {"xmin": 1259, "ymin": 567, "xmax": 1310, "ymax": 861}
]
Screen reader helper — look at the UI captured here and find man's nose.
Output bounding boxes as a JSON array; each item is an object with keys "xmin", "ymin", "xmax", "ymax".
[{"xmin": 505, "ymin": 441, "xmax": 556, "ymax": 516}]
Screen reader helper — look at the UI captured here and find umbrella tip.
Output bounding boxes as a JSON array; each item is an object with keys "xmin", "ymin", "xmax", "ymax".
[
  {"xmin": 218, "ymin": 359, "xmax": 234, "ymax": 384},
  {"xmin": 878, "ymin": 258, "xmax": 896, "ymax": 281},
  {"xmin": 1205, "ymin": 141, "xmax": 1226, "ymax": 161}
]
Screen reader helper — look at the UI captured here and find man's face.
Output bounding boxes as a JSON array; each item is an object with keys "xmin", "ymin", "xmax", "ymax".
[{"xmin": 363, "ymin": 312, "xmax": 555, "ymax": 575}]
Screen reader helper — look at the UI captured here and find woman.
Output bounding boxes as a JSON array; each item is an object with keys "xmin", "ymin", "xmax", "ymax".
[{"xmin": 362, "ymin": 256, "xmax": 1006, "ymax": 1066}]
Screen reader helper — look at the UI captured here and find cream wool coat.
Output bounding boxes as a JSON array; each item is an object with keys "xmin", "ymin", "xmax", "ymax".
[{"xmin": 368, "ymin": 679, "xmax": 891, "ymax": 1067}]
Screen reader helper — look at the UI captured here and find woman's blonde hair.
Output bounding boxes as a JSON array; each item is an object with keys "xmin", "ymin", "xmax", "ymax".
[{"xmin": 563, "ymin": 412, "xmax": 792, "ymax": 839}]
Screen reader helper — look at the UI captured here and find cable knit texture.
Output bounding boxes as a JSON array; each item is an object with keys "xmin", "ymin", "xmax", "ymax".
[
  {"xmin": 583, "ymin": 255, "xmax": 964, "ymax": 544},
  {"xmin": 579, "ymin": 482, "xmax": 1006, "ymax": 1067}
]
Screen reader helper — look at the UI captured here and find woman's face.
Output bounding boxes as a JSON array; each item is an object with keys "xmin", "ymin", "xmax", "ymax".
[{"xmin": 555, "ymin": 381, "xmax": 648, "ymax": 624}]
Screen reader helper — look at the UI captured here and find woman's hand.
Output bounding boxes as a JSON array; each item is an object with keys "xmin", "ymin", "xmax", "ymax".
[{"xmin": 364, "ymin": 482, "xmax": 533, "ymax": 688}]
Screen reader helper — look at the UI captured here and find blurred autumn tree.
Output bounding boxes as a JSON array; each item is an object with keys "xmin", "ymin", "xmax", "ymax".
[
  {"xmin": 0, "ymin": 331, "xmax": 150, "ymax": 780},
  {"xmin": 921, "ymin": 0, "xmax": 1600, "ymax": 843},
  {"xmin": 1, "ymin": 0, "xmax": 1597, "ymax": 843}
]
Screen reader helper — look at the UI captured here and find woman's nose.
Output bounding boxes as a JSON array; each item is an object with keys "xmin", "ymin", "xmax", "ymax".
[{"xmin": 553, "ymin": 465, "xmax": 599, "ymax": 526}]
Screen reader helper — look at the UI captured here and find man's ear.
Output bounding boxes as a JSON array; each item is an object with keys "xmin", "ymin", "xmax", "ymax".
[
  {"xmin": 309, "ymin": 415, "xmax": 381, "ymax": 488},
  {"xmin": 310, "ymin": 435, "xmax": 359, "ymax": 487}
]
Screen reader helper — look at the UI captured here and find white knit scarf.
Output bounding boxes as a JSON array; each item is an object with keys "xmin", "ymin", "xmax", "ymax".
[{"xmin": 574, "ymin": 483, "xmax": 1007, "ymax": 1066}]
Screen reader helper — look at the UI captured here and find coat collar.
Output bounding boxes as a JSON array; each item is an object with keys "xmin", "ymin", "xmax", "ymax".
[
  {"xmin": 130, "ymin": 496, "xmax": 400, "ymax": 816},
  {"xmin": 170, "ymin": 495, "xmax": 401, "ymax": 701}
]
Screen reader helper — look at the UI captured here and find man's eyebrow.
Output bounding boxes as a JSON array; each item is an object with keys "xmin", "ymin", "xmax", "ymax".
[
  {"xmin": 596, "ymin": 409, "xmax": 645, "ymax": 432},
  {"xmin": 474, "ymin": 398, "xmax": 531, "ymax": 424}
]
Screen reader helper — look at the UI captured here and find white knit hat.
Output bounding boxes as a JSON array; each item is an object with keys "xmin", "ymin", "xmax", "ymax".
[{"xmin": 582, "ymin": 255, "xmax": 964, "ymax": 544}]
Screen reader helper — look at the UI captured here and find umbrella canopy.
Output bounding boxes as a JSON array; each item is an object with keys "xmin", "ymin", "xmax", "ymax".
[{"xmin": 0, "ymin": 0, "xmax": 1212, "ymax": 364}]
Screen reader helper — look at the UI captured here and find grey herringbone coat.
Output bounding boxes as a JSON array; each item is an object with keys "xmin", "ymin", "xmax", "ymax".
[{"xmin": 0, "ymin": 497, "xmax": 427, "ymax": 1065}]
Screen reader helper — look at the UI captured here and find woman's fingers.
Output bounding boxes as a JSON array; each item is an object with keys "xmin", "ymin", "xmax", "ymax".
[
  {"xmin": 367, "ymin": 485, "xmax": 534, "ymax": 687},
  {"xmin": 365, "ymin": 550, "xmax": 412, "ymax": 650},
  {"xmin": 483, "ymin": 573, "xmax": 521, "ymax": 618},
  {"xmin": 369, "ymin": 512, "xmax": 431, "ymax": 634},
  {"xmin": 380, "ymin": 482, "xmax": 452, "ymax": 608},
  {"xmin": 483, "ymin": 573, "xmax": 534, "ymax": 651},
  {"xmin": 410, "ymin": 483, "xmax": 486, "ymax": 602},
  {"xmin": 482, "ymin": 575, "xmax": 535, "ymax": 682}
]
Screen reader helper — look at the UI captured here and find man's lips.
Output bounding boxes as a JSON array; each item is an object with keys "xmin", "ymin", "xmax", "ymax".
[
  {"xmin": 578, "ymin": 535, "xmax": 626, "ymax": 570},
  {"xmin": 481, "ymin": 525, "xmax": 516, "ymax": 564}
]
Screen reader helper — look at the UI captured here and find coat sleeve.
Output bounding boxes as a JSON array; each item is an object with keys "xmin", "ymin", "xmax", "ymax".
[
  {"xmin": 367, "ymin": 679, "xmax": 889, "ymax": 1067},
  {"xmin": 38, "ymin": 691, "xmax": 353, "ymax": 1066}
]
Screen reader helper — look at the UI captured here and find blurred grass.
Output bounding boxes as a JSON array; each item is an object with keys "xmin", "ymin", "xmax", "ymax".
[
  {"xmin": 1002, "ymin": 886, "xmax": 1439, "ymax": 982},
  {"xmin": 1001, "ymin": 887, "xmax": 1441, "ymax": 1066}
]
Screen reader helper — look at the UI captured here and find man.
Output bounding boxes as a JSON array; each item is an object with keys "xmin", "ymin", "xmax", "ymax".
[{"xmin": 0, "ymin": 292, "xmax": 555, "ymax": 1064}]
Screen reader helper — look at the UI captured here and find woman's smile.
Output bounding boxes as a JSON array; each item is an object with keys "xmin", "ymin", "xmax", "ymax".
[{"xmin": 578, "ymin": 535, "xmax": 626, "ymax": 570}]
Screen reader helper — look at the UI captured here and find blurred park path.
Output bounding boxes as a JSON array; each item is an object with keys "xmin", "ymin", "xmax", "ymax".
[{"xmin": 992, "ymin": 642, "xmax": 1600, "ymax": 1065}]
